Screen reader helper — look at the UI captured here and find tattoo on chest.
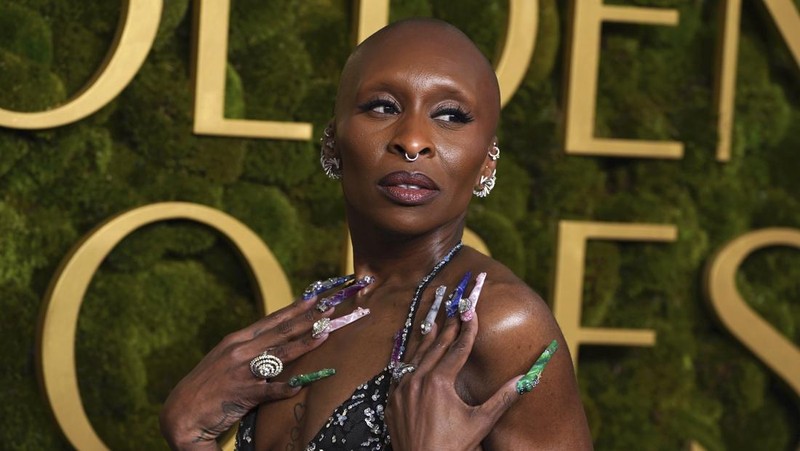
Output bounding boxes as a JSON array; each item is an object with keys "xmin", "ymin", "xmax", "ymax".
[{"xmin": 286, "ymin": 401, "xmax": 306, "ymax": 450}]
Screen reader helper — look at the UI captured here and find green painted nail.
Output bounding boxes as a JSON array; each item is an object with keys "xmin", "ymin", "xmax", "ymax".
[
  {"xmin": 516, "ymin": 340, "xmax": 558, "ymax": 395},
  {"xmin": 288, "ymin": 368, "xmax": 336, "ymax": 387}
]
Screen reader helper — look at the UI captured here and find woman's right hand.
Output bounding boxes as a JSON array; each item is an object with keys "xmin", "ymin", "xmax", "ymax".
[{"xmin": 159, "ymin": 297, "xmax": 332, "ymax": 450}]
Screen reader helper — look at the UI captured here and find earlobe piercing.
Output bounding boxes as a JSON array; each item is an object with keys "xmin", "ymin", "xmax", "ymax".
[
  {"xmin": 320, "ymin": 124, "xmax": 342, "ymax": 180},
  {"xmin": 472, "ymin": 169, "xmax": 497, "ymax": 198}
]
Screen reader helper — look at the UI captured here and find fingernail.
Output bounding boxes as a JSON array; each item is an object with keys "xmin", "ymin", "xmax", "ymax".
[
  {"xmin": 288, "ymin": 368, "xmax": 336, "ymax": 387},
  {"xmin": 421, "ymin": 285, "xmax": 447, "ymax": 335},
  {"xmin": 302, "ymin": 275, "xmax": 354, "ymax": 301},
  {"xmin": 446, "ymin": 272, "xmax": 472, "ymax": 318},
  {"xmin": 460, "ymin": 272, "xmax": 486, "ymax": 322},
  {"xmin": 316, "ymin": 275, "xmax": 375, "ymax": 312},
  {"xmin": 516, "ymin": 340, "xmax": 558, "ymax": 394},
  {"xmin": 390, "ymin": 329, "xmax": 404, "ymax": 367},
  {"xmin": 311, "ymin": 307, "xmax": 370, "ymax": 339}
]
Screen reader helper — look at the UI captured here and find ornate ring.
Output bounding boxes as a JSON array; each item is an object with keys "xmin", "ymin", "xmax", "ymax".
[
  {"xmin": 458, "ymin": 297, "xmax": 472, "ymax": 315},
  {"xmin": 391, "ymin": 362, "xmax": 417, "ymax": 383},
  {"xmin": 249, "ymin": 351, "xmax": 283, "ymax": 379},
  {"xmin": 311, "ymin": 317, "xmax": 331, "ymax": 339}
]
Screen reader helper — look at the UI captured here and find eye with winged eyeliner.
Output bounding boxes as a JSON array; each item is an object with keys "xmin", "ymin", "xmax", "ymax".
[
  {"xmin": 358, "ymin": 97, "xmax": 400, "ymax": 115},
  {"xmin": 433, "ymin": 106, "xmax": 474, "ymax": 123}
]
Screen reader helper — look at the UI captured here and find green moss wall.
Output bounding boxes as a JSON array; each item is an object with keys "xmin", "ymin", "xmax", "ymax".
[{"xmin": 0, "ymin": 1, "xmax": 798, "ymax": 449}]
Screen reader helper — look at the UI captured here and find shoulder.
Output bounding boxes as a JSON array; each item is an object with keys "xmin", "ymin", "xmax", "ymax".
[
  {"xmin": 457, "ymin": 247, "xmax": 558, "ymax": 367},
  {"xmin": 457, "ymin": 247, "xmax": 593, "ymax": 449}
]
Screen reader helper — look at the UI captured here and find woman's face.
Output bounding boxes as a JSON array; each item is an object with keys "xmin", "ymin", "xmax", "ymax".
[{"xmin": 333, "ymin": 22, "xmax": 500, "ymax": 236}]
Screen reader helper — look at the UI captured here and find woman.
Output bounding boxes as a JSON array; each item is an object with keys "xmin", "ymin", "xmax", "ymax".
[{"xmin": 161, "ymin": 18, "xmax": 592, "ymax": 450}]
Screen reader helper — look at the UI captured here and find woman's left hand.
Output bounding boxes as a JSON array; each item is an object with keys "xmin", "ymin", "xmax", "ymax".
[{"xmin": 385, "ymin": 309, "xmax": 522, "ymax": 451}]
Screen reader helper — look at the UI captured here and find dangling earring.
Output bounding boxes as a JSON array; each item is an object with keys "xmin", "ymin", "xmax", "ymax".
[
  {"xmin": 319, "ymin": 123, "xmax": 342, "ymax": 180},
  {"xmin": 488, "ymin": 143, "xmax": 500, "ymax": 161},
  {"xmin": 473, "ymin": 169, "xmax": 496, "ymax": 198},
  {"xmin": 473, "ymin": 143, "xmax": 499, "ymax": 197}
]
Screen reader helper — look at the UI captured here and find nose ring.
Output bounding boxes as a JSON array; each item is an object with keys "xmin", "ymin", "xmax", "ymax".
[{"xmin": 404, "ymin": 152, "xmax": 419, "ymax": 162}]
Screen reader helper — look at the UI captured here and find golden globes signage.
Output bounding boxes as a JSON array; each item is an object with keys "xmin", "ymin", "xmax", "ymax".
[{"xmin": 0, "ymin": 0, "xmax": 796, "ymax": 449}]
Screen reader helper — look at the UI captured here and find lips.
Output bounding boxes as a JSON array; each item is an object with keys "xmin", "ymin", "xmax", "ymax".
[{"xmin": 377, "ymin": 171, "xmax": 440, "ymax": 205}]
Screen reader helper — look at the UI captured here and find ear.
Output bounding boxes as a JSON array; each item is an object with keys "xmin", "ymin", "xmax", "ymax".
[
  {"xmin": 474, "ymin": 138, "xmax": 499, "ymax": 188},
  {"xmin": 321, "ymin": 120, "xmax": 338, "ymax": 158}
]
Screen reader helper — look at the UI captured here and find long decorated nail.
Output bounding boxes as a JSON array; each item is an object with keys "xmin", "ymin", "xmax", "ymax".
[
  {"xmin": 516, "ymin": 339, "xmax": 558, "ymax": 394},
  {"xmin": 311, "ymin": 307, "xmax": 370, "ymax": 339},
  {"xmin": 288, "ymin": 368, "xmax": 336, "ymax": 387},
  {"xmin": 302, "ymin": 275, "xmax": 354, "ymax": 301},
  {"xmin": 421, "ymin": 285, "xmax": 447, "ymax": 335},
  {"xmin": 459, "ymin": 272, "xmax": 486, "ymax": 322},
  {"xmin": 390, "ymin": 329, "xmax": 403, "ymax": 367},
  {"xmin": 316, "ymin": 275, "xmax": 375, "ymax": 312},
  {"xmin": 446, "ymin": 272, "xmax": 471, "ymax": 318}
]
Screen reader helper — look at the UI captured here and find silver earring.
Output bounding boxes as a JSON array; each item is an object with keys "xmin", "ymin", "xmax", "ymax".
[
  {"xmin": 488, "ymin": 143, "xmax": 500, "ymax": 161},
  {"xmin": 404, "ymin": 152, "xmax": 419, "ymax": 162},
  {"xmin": 320, "ymin": 124, "xmax": 341, "ymax": 180},
  {"xmin": 473, "ymin": 169, "xmax": 496, "ymax": 198}
]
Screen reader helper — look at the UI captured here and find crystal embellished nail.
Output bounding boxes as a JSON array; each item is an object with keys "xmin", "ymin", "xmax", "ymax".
[
  {"xmin": 446, "ymin": 272, "xmax": 471, "ymax": 318},
  {"xmin": 316, "ymin": 275, "xmax": 375, "ymax": 312},
  {"xmin": 459, "ymin": 272, "xmax": 486, "ymax": 322},
  {"xmin": 421, "ymin": 285, "xmax": 447, "ymax": 335},
  {"xmin": 516, "ymin": 339, "xmax": 558, "ymax": 394},
  {"xmin": 288, "ymin": 368, "xmax": 336, "ymax": 387},
  {"xmin": 311, "ymin": 307, "xmax": 370, "ymax": 338},
  {"xmin": 302, "ymin": 274, "xmax": 354, "ymax": 301}
]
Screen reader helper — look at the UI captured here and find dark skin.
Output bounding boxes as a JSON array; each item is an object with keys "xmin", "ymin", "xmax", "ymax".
[
  {"xmin": 161, "ymin": 19, "xmax": 592, "ymax": 450},
  {"xmin": 255, "ymin": 20, "xmax": 592, "ymax": 450}
]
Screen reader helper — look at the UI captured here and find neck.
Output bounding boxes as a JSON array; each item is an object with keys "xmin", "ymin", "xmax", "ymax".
[{"xmin": 346, "ymin": 214, "xmax": 465, "ymax": 288}]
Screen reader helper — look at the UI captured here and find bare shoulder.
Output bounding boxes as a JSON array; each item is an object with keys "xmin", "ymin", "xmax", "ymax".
[
  {"xmin": 459, "ymin": 247, "xmax": 557, "ymax": 355},
  {"xmin": 458, "ymin": 247, "xmax": 593, "ymax": 450}
]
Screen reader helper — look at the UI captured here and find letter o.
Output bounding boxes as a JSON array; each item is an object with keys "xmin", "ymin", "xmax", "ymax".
[
  {"xmin": 37, "ymin": 202, "xmax": 293, "ymax": 450},
  {"xmin": 0, "ymin": 0, "xmax": 161, "ymax": 129}
]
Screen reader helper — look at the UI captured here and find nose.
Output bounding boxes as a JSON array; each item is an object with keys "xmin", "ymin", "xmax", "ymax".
[{"xmin": 388, "ymin": 113, "xmax": 434, "ymax": 162}]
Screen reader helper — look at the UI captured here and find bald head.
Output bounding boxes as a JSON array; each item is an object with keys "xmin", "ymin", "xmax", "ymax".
[{"xmin": 334, "ymin": 18, "xmax": 501, "ymax": 122}]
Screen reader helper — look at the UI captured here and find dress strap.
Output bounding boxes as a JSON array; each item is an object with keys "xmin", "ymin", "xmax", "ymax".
[{"xmin": 394, "ymin": 241, "xmax": 463, "ymax": 364}]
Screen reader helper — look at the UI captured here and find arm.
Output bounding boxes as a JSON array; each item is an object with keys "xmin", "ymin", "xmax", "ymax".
[
  {"xmin": 464, "ymin": 282, "xmax": 592, "ymax": 450},
  {"xmin": 385, "ymin": 274, "xmax": 592, "ymax": 451},
  {"xmin": 159, "ymin": 298, "xmax": 332, "ymax": 450}
]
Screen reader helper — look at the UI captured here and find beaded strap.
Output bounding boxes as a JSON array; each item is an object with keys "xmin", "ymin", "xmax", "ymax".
[{"xmin": 394, "ymin": 241, "xmax": 463, "ymax": 363}]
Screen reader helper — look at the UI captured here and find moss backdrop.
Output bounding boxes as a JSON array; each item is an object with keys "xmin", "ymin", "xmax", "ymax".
[{"xmin": 0, "ymin": 0, "xmax": 798, "ymax": 449}]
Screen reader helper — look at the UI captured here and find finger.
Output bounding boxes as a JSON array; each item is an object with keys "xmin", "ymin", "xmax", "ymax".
[
  {"xmin": 436, "ymin": 307, "xmax": 479, "ymax": 378},
  {"xmin": 414, "ymin": 308, "xmax": 462, "ymax": 373},
  {"xmin": 246, "ymin": 297, "xmax": 331, "ymax": 340},
  {"xmin": 261, "ymin": 329, "xmax": 330, "ymax": 364},
  {"xmin": 474, "ymin": 377, "xmax": 523, "ymax": 426},
  {"xmin": 408, "ymin": 322, "xmax": 438, "ymax": 367}
]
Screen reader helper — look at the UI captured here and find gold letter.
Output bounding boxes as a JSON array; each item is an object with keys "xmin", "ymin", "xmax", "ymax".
[
  {"xmin": 494, "ymin": 0, "xmax": 538, "ymax": 107},
  {"xmin": 552, "ymin": 221, "xmax": 677, "ymax": 368},
  {"xmin": 192, "ymin": 0, "xmax": 312, "ymax": 140},
  {"xmin": 37, "ymin": 202, "xmax": 293, "ymax": 450},
  {"xmin": 0, "ymin": 0, "xmax": 161, "ymax": 129},
  {"xmin": 714, "ymin": 0, "xmax": 799, "ymax": 161},
  {"xmin": 705, "ymin": 228, "xmax": 800, "ymax": 396},
  {"xmin": 713, "ymin": 0, "xmax": 742, "ymax": 162},
  {"xmin": 354, "ymin": 0, "xmax": 390, "ymax": 44},
  {"xmin": 564, "ymin": 0, "xmax": 682, "ymax": 159}
]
